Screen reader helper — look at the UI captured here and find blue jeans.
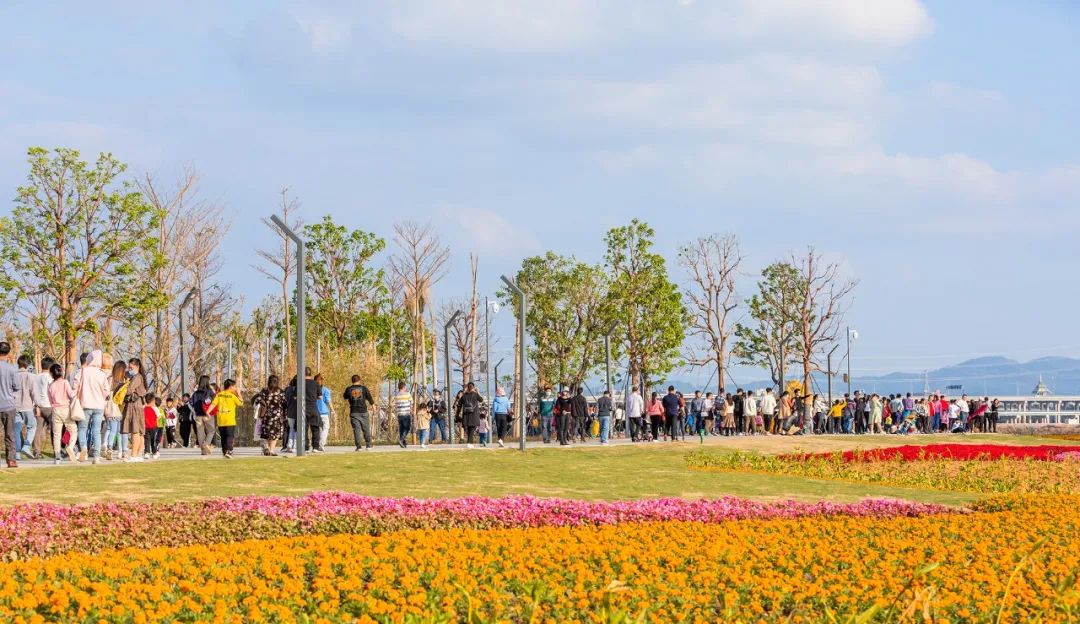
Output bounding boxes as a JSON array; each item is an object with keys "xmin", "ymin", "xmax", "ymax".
[
  {"xmin": 541, "ymin": 414, "xmax": 553, "ymax": 442},
  {"xmin": 15, "ymin": 410, "xmax": 35, "ymax": 457},
  {"xmin": 85, "ymin": 409, "xmax": 104, "ymax": 458},
  {"xmin": 418, "ymin": 428, "xmax": 429, "ymax": 445},
  {"xmin": 842, "ymin": 415, "xmax": 853, "ymax": 433},
  {"xmin": 930, "ymin": 414, "xmax": 940, "ymax": 432},
  {"xmin": 428, "ymin": 416, "xmax": 448, "ymax": 442},
  {"xmin": 105, "ymin": 419, "xmax": 122, "ymax": 454},
  {"xmin": 599, "ymin": 416, "xmax": 611, "ymax": 443},
  {"xmin": 76, "ymin": 418, "xmax": 89, "ymax": 452}
]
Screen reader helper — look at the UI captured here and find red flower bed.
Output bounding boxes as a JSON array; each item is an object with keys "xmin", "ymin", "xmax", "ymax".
[{"xmin": 792, "ymin": 444, "xmax": 1080, "ymax": 463}]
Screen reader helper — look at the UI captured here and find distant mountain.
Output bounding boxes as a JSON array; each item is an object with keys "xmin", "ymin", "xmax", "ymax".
[{"xmin": 659, "ymin": 356, "xmax": 1080, "ymax": 397}]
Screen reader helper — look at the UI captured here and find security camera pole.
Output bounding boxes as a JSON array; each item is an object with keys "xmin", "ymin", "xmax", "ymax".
[
  {"xmin": 444, "ymin": 310, "xmax": 463, "ymax": 445},
  {"xmin": 270, "ymin": 214, "xmax": 307, "ymax": 457},
  {"xmin": 500, "ymin": 275, "xmax": 527, "ymax": 452}
]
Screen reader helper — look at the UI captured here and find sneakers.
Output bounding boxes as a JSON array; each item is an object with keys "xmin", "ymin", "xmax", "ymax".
[
  {"xmin": 466, "ymin": 443, "xmax": 474, "ymax": 449},
  {"xmin": 420, "ymin": 443, "xmax": 427, "ymax": 449},
  {"xmin": 53, "ymin": 458, "xmax": 61, "ymax": 465},
  {"xmin": 152, "ymin": 452, "xmax": 160, "ymax": 460},
  {"xmin": 497, "ymin": 439, "xmax": 505, "ymax": 448},
  {"xmin": 91, "ymin": 457, "xmax": 100, "ymax": 465},
  {"xmin": 355, "ymin": 447, "xmax": 364, "ymax": 452},
  {"xmin": 224, "ymin": 452, "xmax": 233, "ymax": 459}
]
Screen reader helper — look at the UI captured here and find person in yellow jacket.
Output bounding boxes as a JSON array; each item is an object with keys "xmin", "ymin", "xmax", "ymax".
[{"xmin": 209, "ymin": 379, "xmax": 243, "ymax": 459}]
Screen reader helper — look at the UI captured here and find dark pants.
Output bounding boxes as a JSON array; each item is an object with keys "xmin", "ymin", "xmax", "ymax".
[
  {"xmin": 629, "ymin": 416, "xmax": 644, "ymax": 441},
  {"xmin": 494, "ymin": 413, "xmax": 510, "ymax": 440},
  {"xmin": 350, "ymin": 412, "xmax": 371, "ymax": 448},
  {"xmin": 219, "ymin": 425, "xmax": 235, "ymax": 455},
  {"xmin": 146, "ymin": 428, "xmax": 160, "ymax": 454},
  {"xmin": 988, "ymin": 414, "xmax": 997, "ymax": 432},
  {"xmin": 165, "ymin": 426, "xmax": 177, "ymax": 446},
  {"xmin": 308, "ymin": 418, "xmax": 322, "ymax": 451},
  {"xmin": 397, "ymin": 415, "xmax": 410, "ymax": 446},
  {"xmin": 667, "ymin": 415, "xmax": 679, "ymax": 440},
  {"xmin": 557, "ymin": 413, "xmax": 572, "ymax": 444},
  {"xmin": 429, "ymin": 416, "xmax": 448, "ymax": 442},
  {"xmin": 650, "ymin": 415, "xmax": 663, "ymax": 440},
  {"xmin": 1, "ymin": 410, "xmax": 16, "ymax": 462},
  {"xmin": 466, "ymin": 425, "xmax": 478, "ymax": 444},
  {"xmin": 180, "ymin": 420, "xmax": 193, "ymax": 446}
]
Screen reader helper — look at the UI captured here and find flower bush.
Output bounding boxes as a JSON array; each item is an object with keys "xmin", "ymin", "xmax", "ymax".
[
  {"xmin": 0, "ymin": 492, "xmax": 947, "ymax": 560},
  {"xmin": 788, "ymin": 443, "xmax": 1080, "ymax": 462},
  {"xmin": 686, "ymin": 449, "xmax": 1080, "ymax": 493},
  {"xmin": 0, "ymin": 495, "xmax": 1075, "ymax": 623}
]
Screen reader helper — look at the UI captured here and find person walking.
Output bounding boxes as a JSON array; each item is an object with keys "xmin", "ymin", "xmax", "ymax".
[
  {"xmin": 116, "ymin": 357, "xmax": 147, "ymax": 464},
  {"xmin": 208, "ymin": 379, "xmax": 242, "ymax": 458},
  {"xmin": 661, "ymin": 386, "xmax": 680, "ymax": 442},
  {"xmin": 176, "ymin": 394, "xmax": 194, "ymax": 447},
  {"xmin": 570, "ymin": 387, "xmax": 589, "ymax": 444},
  {"xmin": 46, "ymin": 363, "xmax": 77, "ymax": 464},
  {"xmin": 393, "ymin": 381, "xmax": 413, "ymax": 449},
  {"xmin": 427, "ymin": 389, "xmax": 448, "ymax": 444},
  {"xmin": 191, "ymin": 376, "xmax": 216, "ymax": 455},
  {"xmin": 302, "ymin": 369, "xmax": 323, "ymax": 453},
  {"xmin": 625, "ymin": 385, "xmax": 644, "ymax": 442},
  {"xmin": 491, "ymin": 387, "xmax": 511, "ymax": 448},
  {"xmin": 253, "ymin": 375, "xmax": 288, "ymax": 456},
  {"xmin": 72, "ymin": 351, "xmax": 112, "ymax": 464},
  {"xmin": 14, "ymin": 356, "xmax": 36, "ymax": 460},
  {"xmin": 554, "ymin": 389, "xmax": 572, "ymax": 446},
  {"xmin": 759, "ymin": 388, "xmax": 777, "ymax": 434},
  {"xmin": 106, "ymin": 359, "xmax": 128, "ymax": 460},
  {"xmin": 343, "ymin": 375, "xmax": 375, "ymax": 451},
  {"xmin": 459, "ymin": 382, "xmax": 483, "ymax": 448},
  {"xmin": 869, "ymin": 394, "xmax": 883, "ymax": 434},
  {"xmin": 314, "ymin": 373, "xmax": 334, "ymax": 450},
  {"xmin": 32, "ymin": 357, "xmax": 54, "ymax": 460},
  {"xmin": 646, "ymin": 392, "xmax": 664, "ymax": 441},
  {"xmin": 596, "ymin": 389, "xmax": 613, "ymax": 445},
  {"xmin": 538, "ymin": 387, "xmax": 555, "ymax": 444},
  {"xmin": 0, "ymin": 343, "xmax": 22, "ymax": 468},
  {"xmin": 721, "ymin": 394, "xmax": 736, "ymax": 436}
]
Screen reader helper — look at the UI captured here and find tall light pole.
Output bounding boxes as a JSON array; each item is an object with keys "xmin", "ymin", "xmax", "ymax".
[
  {"xmin": 846, "ymin": 327, "xmax": 858, "ymax": 395},
  {"xmin": 444, "ymin": 310, "xmax": 463, "ymax": 445},
  {"xmin": 500, "ymin": 276, "xmax": 526, "ymax": 452},
  {"xmin": 604, "ymin": 323, "xmax": 617, "ymax": 398},
  {"xmin": 178, "ymin": 288, "xmax": 196, "ymax": 397},
  {"xmin": 270, "ymin": 215, "xmax": 307, "ymax": 457},
  {"xmin": 827, "ymin": 343, "xmax": 840, "ymax": 409},
  {"xmin": 493, "ymin": 358, "xmax": 506, "ymax": 390}
]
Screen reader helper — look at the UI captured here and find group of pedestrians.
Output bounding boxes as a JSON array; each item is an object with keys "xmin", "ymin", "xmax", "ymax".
[{"xmin": 617, "ymin": 384, "xmax": 1002, "ymax": 440}]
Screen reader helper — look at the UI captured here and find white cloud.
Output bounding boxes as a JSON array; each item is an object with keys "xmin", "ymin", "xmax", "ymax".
[
  {"xmin": 434, "ymin": 205, "xmax": 542, "ymax": 257},
  {"xmin": 724, "ymin": 0, "xmax": 934, "ymax": 47}
]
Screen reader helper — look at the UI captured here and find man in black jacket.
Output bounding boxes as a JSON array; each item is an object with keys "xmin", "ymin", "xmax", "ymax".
[
  {"xmin": 571, "ymin": 387, "xmax": 589, "ymax": 443},
  {"xmin": 343, "ymin": 375, "xmax": 375, "ymax": 450},
  {"xmin": 427, "ymin": 390, "xmax": 448, "ymax": 443},
  {"xmin": 555, "ymin": 389, "xmax": 572, "ymax": 445}
]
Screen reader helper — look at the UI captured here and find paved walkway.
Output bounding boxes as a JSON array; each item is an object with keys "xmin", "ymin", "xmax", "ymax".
[{"xmin": 13, "ymin": 436, "xmax": 645, "ymax": 468}]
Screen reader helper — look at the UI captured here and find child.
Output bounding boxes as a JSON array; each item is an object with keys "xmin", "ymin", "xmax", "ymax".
[
  {"xmin": 154, "ymin": 397, "xmax": 166, "ymax": 454},
  {"xmin": 143, "ymin": 392, "xmax": 160, "ymax": 459},
  {"xmin": 209, "ymin": 379, "xmax": 243, "ymax": 458},
  {"xmin": 477, "ymin": 408, "xmax": 490, "ymax": 447},
  {"xmin": 165, "ymin": 397, "xmax": 178, "ymax": 448}
]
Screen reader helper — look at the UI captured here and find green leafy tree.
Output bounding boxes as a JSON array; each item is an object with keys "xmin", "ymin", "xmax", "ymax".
[
  {"xmin": 302, "ymin": 215, "xmax": 388, "ymax": 347},
  {"xmin": 603, "ymin": 219, "xmax": 687, "ymax": 390},
  {"xmin": 732, "ymin": 262, "xmax": 802, "ymax": 391},
  {"xmin": 507, "ymin": 252, "xmax": 613, "ymax": 390},
  {"xmin": 0, "ymin": 147, "xmax": 164, "ymax": 371}
]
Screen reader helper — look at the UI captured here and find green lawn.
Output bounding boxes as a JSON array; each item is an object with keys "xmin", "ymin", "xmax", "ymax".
[{"xmin": 1, "ymin": 433, "xmax": 1057, "ymax": 507}]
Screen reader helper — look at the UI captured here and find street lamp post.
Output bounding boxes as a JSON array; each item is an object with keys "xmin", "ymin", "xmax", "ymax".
[
  {"xmin": 499, "ymin": 276, "xmax": 526, "ymax": 452},
  {"xmin": 270, "ymin": 215, "xmax": 307, "ymax": 457},
  {"xmin": 827, "ymin": 343, "xmax": 840, "ymax": 413},
  {"xmin": 604, "ymin": 323, "xmax": 617, "ymax": 398},
  {"xmin": 493, "ymin": 358, "xmax": 506, "ymax": 390},
  {"xmin": 178, "ymin": 288, "xmax": 196, "ymax": 397},
  {"xmin": 846, "ymin": 327, "xmax": 858, "ymax": 395},
  {"xmin": 444, "ymin": 310, "xmax": 463, "ymax": 445}
]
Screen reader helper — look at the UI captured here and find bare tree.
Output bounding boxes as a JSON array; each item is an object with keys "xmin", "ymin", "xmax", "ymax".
[
  {"xmin": 138, "ymin": 169, "xmax": 227, "ymax": 393},
  {"xmin": 440, "ymin": 298, "xmax": 487, "ymax": 389},
  {"xmin": 254, "ymin": 188, "xmax": 301, "ymax": 357},
  {"xmin": 387, "ymin": 220, "xmax": 450, "ymax": 393},
  {"xmin": 791, "ymin": 247, "xmax": 858, "ymax": 393},
  {"xmin": 678, "ymin": 234, "xmax": 742, "ymax": 392}
]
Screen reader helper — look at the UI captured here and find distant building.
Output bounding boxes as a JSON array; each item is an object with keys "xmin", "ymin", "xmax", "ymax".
[{"xmin": 1032, "ymin": 376, "xmax": 1052, "ymax": 396}]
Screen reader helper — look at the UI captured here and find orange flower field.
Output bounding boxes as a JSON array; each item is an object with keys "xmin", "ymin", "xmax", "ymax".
[{"xmin": 0, "ymin": 494, "xmax": 1077, "ymax": 622}]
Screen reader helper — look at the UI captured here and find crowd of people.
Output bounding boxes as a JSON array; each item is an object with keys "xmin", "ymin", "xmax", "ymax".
[
  {"xmin": 0, "ymin": 337, "xmax": 1007, "ymax": 466},
  {"xmin": 613, "ymin": 385, "xmax": 1001, "ymax": 441}
]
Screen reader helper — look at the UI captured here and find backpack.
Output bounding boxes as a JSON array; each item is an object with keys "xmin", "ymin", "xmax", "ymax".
[{"xmin": 113, "ymin": 382, "xmax": 129, "ymax": 409}]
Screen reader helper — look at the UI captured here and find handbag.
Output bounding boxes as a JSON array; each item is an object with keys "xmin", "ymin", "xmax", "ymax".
[{"xmin": 70, "ymin": 372, "xmax": 87, "ymax": 423}]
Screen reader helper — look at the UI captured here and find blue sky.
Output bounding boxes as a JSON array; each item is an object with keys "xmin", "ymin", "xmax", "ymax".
[{"xmin": 2, "ymin": 1, "xmax": 1079, "ymax": 384}]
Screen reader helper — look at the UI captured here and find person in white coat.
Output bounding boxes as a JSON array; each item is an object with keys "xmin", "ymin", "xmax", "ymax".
[{"xmin": 624, "ymin": 386, "xmax": 645, "ymax": 442}]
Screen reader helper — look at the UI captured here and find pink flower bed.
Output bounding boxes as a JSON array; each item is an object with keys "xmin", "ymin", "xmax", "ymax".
[{"xmin": 0, "ymin": 492, "xmax": 950, "ymax": 560}]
